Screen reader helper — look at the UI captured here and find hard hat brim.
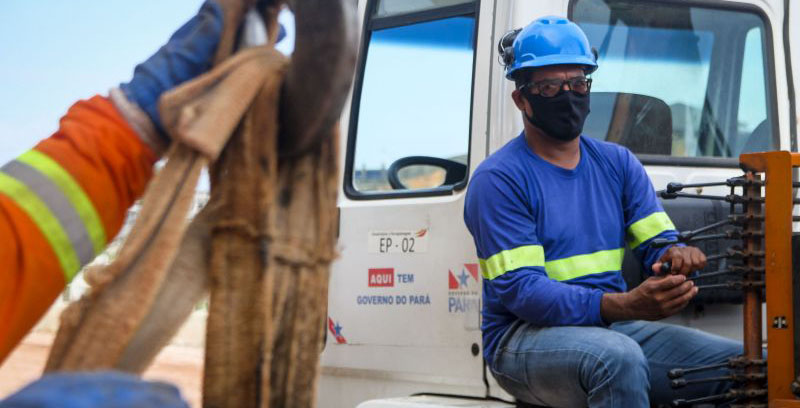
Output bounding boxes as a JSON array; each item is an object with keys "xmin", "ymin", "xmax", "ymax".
[{"xmin": 506, "ymin": 54, "xmax": 598, "ymax": 79}]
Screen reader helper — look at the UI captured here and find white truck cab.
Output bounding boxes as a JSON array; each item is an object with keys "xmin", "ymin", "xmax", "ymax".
[{"xmin": 319, "ymin": 1, "xmax": 800, "ymax": 406}]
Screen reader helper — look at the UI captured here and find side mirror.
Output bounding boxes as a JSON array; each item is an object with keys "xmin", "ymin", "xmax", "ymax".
[{"xmin": 387, "ymin": 156, "xmax": 467, "ymax": 190}]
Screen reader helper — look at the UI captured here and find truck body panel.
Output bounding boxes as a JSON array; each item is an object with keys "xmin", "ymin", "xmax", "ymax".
[{"xmin": 319, "ymin": 0, "xmax": 798, "ymax": 406}]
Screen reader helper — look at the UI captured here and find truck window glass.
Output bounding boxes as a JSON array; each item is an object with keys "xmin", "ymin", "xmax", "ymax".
[
  {"xmin": 736, "ymin": 27, "xmax": 771, "ymax": 154},
  {"xmin": 374, "ymin": 0, "xmax": 474, "ymax": 18},
  {"xmin": 350, "ymin": 6, "xmax": 475, "ymax": 194},
  {"xmin": 572, "ymin": 0, "xmax": 774, "ymax": 159}
]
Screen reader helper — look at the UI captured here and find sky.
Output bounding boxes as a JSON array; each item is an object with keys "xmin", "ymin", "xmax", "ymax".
[
  {"xmin": 0, "ymin": 1, "xmax": 295, "ymax": 166},
  {"xmin": 0, "ymin": 2, "xmax": 769, "ymax": 170}
]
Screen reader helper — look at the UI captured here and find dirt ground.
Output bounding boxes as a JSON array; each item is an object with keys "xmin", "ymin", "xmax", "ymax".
[{"xmin": 0, "ymin": 332, "xmax": 203, "ymax": 407}]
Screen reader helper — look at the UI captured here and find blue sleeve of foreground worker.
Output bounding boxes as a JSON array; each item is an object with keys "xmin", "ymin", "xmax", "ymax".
[
  {"xmin": 0, "ymin": 372, "xmax": 189, "ymax": 408},
  {"xmin": 619, "ymin": 148, "xmax": 681, "ymax": 270},
  {"xmin": 120, "ymin": 0, "xmax": 224, "ymax": 137},
  {"xmin": 464, "ymin": 170, "xmax": 605, "ymax": 327}
]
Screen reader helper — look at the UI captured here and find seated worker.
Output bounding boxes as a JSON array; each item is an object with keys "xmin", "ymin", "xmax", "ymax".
[
  {"xmin": 0, "ymin": 2, "xmax": 279, "ymax": 406},
  {"xmin": 463, "ymin": 16, "xmax": 743, "ymax": 407}
]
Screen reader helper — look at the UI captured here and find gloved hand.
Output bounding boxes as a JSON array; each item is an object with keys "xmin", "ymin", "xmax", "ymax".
[
  {"xmin": 120, "ymin": 0, "xmax": 224, "ymax": 136},
  {"xmin": 0, "ymin": 371, "xmax": 189, "ymax": 408}
]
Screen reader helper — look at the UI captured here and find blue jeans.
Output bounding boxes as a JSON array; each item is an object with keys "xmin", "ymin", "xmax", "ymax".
[{"xmin": 490, "ymin": 320, "xmax": 743, "ymax": 407}]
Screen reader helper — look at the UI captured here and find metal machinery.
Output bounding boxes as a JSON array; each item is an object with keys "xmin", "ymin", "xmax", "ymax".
[{"xmin": 653, "ymin": 151, "xmax": 800, "ymax": 407}]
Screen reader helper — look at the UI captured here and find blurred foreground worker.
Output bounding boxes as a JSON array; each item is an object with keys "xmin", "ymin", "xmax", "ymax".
[
  {"xmin": 0, "ymin": 1, "xmax": 230, "ymax": 405},
  {"xmin": 463, "ymin": 16, "xmax": 742, "ymax": 407},
  {"xmin": 0, "ymin": 372, "xmax": 188, "ymax": 408}
]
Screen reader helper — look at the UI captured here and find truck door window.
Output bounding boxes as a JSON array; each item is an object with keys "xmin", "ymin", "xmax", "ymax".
[
  {"xmin": 571, "ymin": 0, "xmax": 775, "ymax": 161},
  {"xmin": 374, "ymin": 0, "xmax": 474, "ymax": 18},
  {"xmin": 346, "ymin": 1, "xmax": 477, "ymax": 197},
  {"xmin": 736, "ymin": 28, "xmax": 771, "ymax": 154}
]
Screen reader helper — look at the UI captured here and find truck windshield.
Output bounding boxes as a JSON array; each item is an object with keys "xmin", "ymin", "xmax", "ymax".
[{"xmin": 571, "ymin": 0, "xmax": 774, "ymax": 159}]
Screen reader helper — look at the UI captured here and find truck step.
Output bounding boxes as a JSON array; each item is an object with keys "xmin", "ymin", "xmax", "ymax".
[{"xmin": 356, "ymin": 395, "xmax": 515, "ymax": 407}]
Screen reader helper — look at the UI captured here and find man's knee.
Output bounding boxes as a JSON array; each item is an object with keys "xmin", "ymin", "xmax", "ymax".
[{"xmin": 595, "ymin": 331, "xmax": 648, "ymax": 378}]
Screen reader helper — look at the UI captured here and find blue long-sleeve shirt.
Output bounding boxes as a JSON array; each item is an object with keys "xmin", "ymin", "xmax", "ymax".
[{"xmin": 464, "ymin": 134, "xmax": 678, "ymax": 364}]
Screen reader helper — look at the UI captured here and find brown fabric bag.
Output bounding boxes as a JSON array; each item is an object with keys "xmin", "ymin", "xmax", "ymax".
[{"xmin": 45, "ymin": 1, "xmax": 355, "ymax": 407}]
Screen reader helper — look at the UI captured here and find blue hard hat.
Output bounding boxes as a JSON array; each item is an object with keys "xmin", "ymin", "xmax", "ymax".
[{"xmin": 504, "ymin": 16, "xmax": 598, "ymax": 80}]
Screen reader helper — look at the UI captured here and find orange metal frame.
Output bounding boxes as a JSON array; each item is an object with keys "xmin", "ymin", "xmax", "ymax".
[{"xmin": 739, "ymin": 151, "xmax": 800, "ymax": 407}]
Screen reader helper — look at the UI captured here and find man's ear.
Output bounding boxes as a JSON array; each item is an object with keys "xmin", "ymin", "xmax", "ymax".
[{"xmin": 512, "ymin": 89, "xmax": 528, "ymax": 113}]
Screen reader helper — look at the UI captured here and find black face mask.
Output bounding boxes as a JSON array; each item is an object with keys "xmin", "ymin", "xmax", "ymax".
[{"xmin": 523, "ymin": 90, "xmax": 590, "ymax": 142}]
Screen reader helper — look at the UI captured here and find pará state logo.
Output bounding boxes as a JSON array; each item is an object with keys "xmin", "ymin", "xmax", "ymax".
[
  {"xmin": 328, "ymin": 316, "xmax": 347, "ymax": 344},
  {"xmin": 448, "ymin": 263, "xmax": 480, "ymax": 313}
]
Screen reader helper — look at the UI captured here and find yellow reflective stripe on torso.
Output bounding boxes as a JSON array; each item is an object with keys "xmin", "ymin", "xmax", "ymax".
[
  {"xmin": 544, "ymin": 248, "xmax": 625, "ymax": 281},
  {"xmin": 0, "ymin": 172, "xmax": 80, "ymax": 279},
  {"xmin": 479, "ymin": 245, "xmax": 545, "ymax": 280},
  {"xmin": 17, "ymin": 150, "xmax": 106, "ymax": 253},
  {"xmin": 627, "ymin": 211, "xmax": 675, "ymax": 248}
]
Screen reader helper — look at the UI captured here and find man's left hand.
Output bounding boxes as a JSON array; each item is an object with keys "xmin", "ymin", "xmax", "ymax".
[{"xmin": 652, "ymin": 246, "xmax": 707, "ymax": 276}]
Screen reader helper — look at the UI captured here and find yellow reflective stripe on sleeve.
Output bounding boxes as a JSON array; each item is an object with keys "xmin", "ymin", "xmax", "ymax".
[
  {"xmin": 544, "ymin": 248, "xmax": 625, "ymax": 281},
  {"xmin": 479, "ymin": 245, "xmax": 545, "ymax": 280},
  {"xmin": 627, "ymin": 212, "xmax": 676, "ymax": 248},
  {"xmin": 0, "ymin": 172, "xmax": 80, "ymax": 280},
  {"xmin": 17, "ymin": 150, "xmax": 106, "ymax": 254}
]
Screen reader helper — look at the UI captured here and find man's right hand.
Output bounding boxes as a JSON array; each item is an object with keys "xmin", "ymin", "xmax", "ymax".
[
  {"xmin": 601, "ymin": 275, "xmax": 698, "ymax": 322},
  {"xmin": 120, "ymin": 1, "xmax": 225, "ymax": 136}
]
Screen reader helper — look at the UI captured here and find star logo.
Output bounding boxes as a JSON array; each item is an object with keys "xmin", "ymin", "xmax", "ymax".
[
  {"xmin": 327, "ymin": 317, "xmax": 347, "ymax": 344},
  {"xmin": 458, "ymin": 269, "xmax": 470, "ymax": 288},
  {"xmin": 449, "ymin": 264, "xmax": 480, "ymax": 290}
]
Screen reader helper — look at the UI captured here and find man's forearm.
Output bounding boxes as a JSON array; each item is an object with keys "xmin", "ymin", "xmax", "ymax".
[
  {"xmin": 601, "ymin": 292, "xmax": 632, "ymax": 322},
  {"xmin": 0, "ymin": 96, "xmax": 156, "ymax": 365}
]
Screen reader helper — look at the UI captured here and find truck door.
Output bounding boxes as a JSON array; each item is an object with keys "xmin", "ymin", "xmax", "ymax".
[{"xmin": 319, "ymin": 1, "xmax": 495, "ymax": 407}]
